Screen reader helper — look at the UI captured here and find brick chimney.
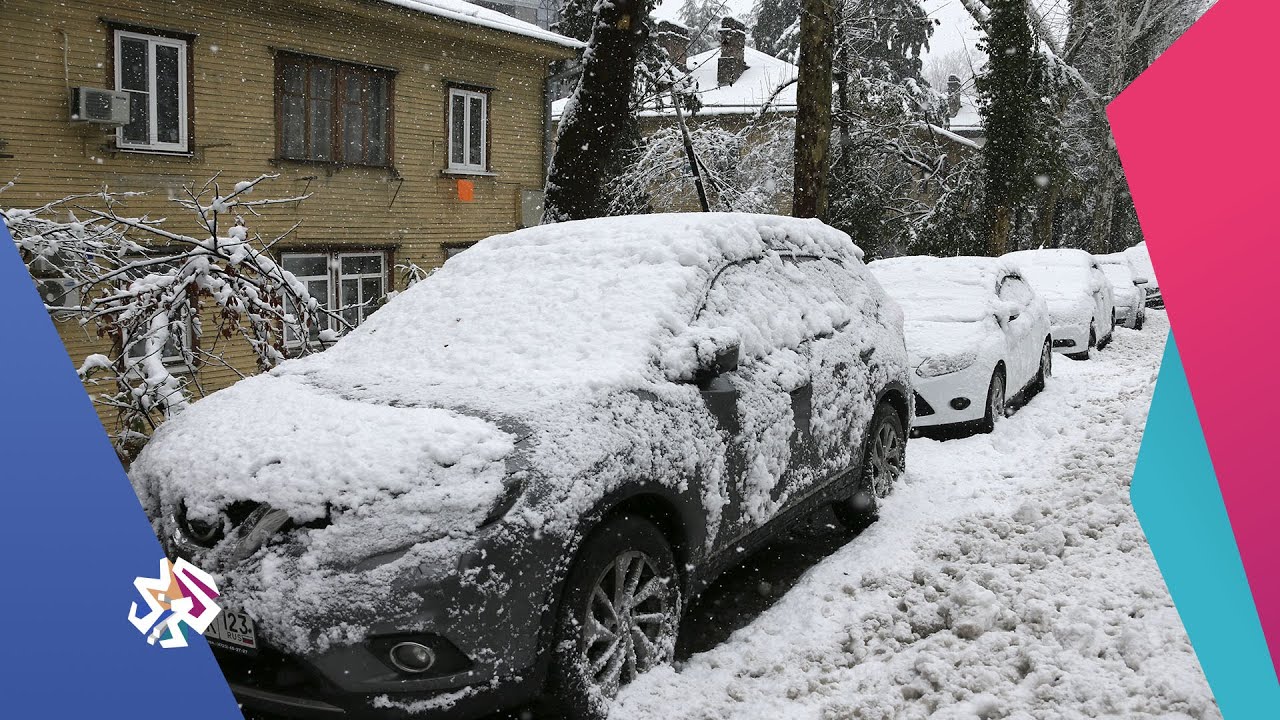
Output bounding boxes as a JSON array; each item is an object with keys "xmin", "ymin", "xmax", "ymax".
[
  {"xmin": 656, "ymin": 20, "xmax": 690, "ymax": 71},
  {"xmin": 947, "ymin": 74, "xmax": 963, "ymax": 118},
  {"xmin": 717, "ymin": 17, "xmax": 747, "ymax": 86}
]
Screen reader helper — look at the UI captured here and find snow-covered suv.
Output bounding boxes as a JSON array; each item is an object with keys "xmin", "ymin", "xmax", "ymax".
[{"xmin": 131, "ymin": 213, "xmax": 912, "ymax": 720}]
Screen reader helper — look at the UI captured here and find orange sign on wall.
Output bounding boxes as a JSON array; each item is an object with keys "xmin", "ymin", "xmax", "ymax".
[{"xmin": 457, "ymin": 179, "xmax": 475, "ymax": 202}]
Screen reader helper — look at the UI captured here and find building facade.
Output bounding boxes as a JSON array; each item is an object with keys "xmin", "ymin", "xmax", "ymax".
[{"xmin": 2, "ymin": 0, "xmax": 577, "ymax": 431}]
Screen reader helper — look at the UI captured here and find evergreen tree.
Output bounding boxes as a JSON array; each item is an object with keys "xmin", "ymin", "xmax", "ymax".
[
  {"xmin": 751, "ymin": 0, "xmax": 801, "ymax": 60},
  {"xmin": 975, "ymin": 0, "xmax": 1048, "ymax": 255},
  {"xmin": 544, "ymin": 0, "xmax": 655, "ymax": 222},
  {"xmin": 679, "ymin": 0, "xmax": 726, "ymax": 54},
  {"xmin": 552, "ymin": 0, "xmax": 595, "ymax": 42}
]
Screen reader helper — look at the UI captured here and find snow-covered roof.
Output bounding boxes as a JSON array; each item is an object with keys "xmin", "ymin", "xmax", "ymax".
[
  {"xmin": 551, "ymin": 45, "xmax": 798, "ymax": 121},
  {"xmin": 950, "ymin": 94, "xmax": 983, "ymax": 132},
  {"xmin": 657, "ymin": 46, "xmax": 799, "ymax": 117},
  {"xmin": 377, "ymin": 0, "xmax": 583, "ymax": 49}
]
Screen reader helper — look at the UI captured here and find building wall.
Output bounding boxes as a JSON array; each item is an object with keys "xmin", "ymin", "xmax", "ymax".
[{"xmin": 1, "ymin": 0, "xmax": 572, "ymax": 433}]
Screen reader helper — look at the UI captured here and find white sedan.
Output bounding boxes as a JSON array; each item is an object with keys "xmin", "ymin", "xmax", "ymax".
[
  {"xmin": 1005, "ymin": 249, "xmax": 1115, "ymax": 360},
  {"xmin": 870, "ymin": 256, "xmax": 1052, "ymax": 433},
  {"xmin": 1097, "ymin": 256, "xmax": 1146, "ymax": 330}
]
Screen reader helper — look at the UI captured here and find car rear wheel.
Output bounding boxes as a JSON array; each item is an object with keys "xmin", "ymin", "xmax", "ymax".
[
  {"xmin": 546, "ymin": 515, "xmax": 680, "ymax": 720},
  {"xmin": 978, "ymin": 367, "xmax": 1006, "ymax": 434},
  {"xmin": 833, "ymin": 402, "xmax": 905, "ymax": 532}
]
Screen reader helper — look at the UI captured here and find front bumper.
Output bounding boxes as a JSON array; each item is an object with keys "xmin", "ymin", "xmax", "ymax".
[
  {"xmin": 225, "ymin": 665, "xmax": 544, "ymax": 720},
  {"xmin": 1048, "ymin": 322, "xmax": 1090, "ymax": 354},
  {"xmin": 911, "ymin": 361, "xmax": 993, "ymax": 428},
  {"xmin": 182, "ymin": 515, "xmax": 566, "ymax": 719},
  {"xmin": 1114, "ymin": 305, "xmax": 1135, "ymax": 328}
]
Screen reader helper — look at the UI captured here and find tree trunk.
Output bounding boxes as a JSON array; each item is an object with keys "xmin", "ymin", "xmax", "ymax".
[
  {"xmin": 792, "ymin": 0, "xmax": 835, "ymax": 219},
  {"xmin": 1035, "ymin": 182, "xmax": 1060, "ymax": 248},
  {"xmin": 991, "ymin": 205, "xmax": 1012, "ymax": 256},
  {"xmin": 543, "ymin": 0, "xmax": 651, "ymax": 223}
]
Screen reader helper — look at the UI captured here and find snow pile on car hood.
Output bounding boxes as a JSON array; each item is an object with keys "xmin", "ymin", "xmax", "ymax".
[
  {"xmin": 280, "ymin": 213, "xmax": 860, "ymax": 416},
  {"xmin": 131, "ymin": 373, "xmax": 516, "ymax": 564},
  {"xmin": 868, "ymin": 256, "xmax": 1008, "ymax": 365}
]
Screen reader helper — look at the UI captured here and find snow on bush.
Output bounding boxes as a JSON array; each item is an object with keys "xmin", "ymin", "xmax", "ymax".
[{"xmin": 3, "ymin": 175, "xmax": 340, "ymax": 456}]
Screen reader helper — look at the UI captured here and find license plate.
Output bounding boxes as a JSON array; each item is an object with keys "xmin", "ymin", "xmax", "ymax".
[{"xmin": 205, "ymin": 609, "xmax": 257, "ymax": 655}]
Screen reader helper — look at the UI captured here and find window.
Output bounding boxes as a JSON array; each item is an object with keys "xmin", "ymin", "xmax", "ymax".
[
  {"xmin": 998, "ymin": 275, "xmax": 1034, "ymax": 307},
  {"xmin": 114, "ymin": 30, "xmax": 188, "ymax": 152},
  {"xmin": 443, "ymin": 243, "xmax": 474, "ymax": 260},
  {"xmin": 448, "ymin": 87, "xmax": 488, "ymax": 172},
  {"xmin": 277, "ymin": 54, "xmax": 392, "ymax": 166},
  {"xmin": 282, "ymin": 250, "xmax": 388, "ymax": 345},
  {"xmin": 125, "ymin": 321, "xmax": 191, "ymax": 366}
]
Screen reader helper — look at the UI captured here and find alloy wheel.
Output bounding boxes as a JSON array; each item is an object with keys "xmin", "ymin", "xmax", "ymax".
[
  {"xmin": 990, "ymin": 373, "xmax": 1006, "ymax": 420},
  {"xmin": 867, "ymin": 418, "xmax": 905, "ymax": 497},
  {"xmin": 580, "ymin": 550, "xmax": 675, "ymax": 699}
]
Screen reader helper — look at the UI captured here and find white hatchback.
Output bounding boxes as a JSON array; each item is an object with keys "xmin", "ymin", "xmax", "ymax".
[
  {"xmin": 869, "ymin": 256, "xmax": 1053, "ymax": 433},
  {"xmin": 1005, "ymin": 249, "xmax": 1116, "ymax": 360},
  {"xmin": 1097, "ymin": 256, "xmax": 1146, "ymax": 330}
]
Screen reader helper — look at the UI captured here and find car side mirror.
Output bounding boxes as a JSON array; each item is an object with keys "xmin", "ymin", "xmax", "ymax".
[
  {"xmin": 1133, "ymin": 276, "xmax": 1149, "ymax": 285},
  {"xmin": 661, "ymin": 327, "xmax": 741, "ymax": 384},
  {"xmin": 701, "ymin": 343, "xmax": 739, "ymax": 379}
]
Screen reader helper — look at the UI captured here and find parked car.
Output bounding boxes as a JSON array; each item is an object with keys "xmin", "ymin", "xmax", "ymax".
[
  {"xmin": 869, "ymin": 256, "xmax": 1052, "ymax": 434},
  {"xmin": 1096, "ymin": 256, "xmax": 1147, "ymax": 330},
  {"xmin": 130, "ymin": 214, "xmax": 913, "ymax": 720},
  {"xmin": 1124, "ymin": 241, "xmax": 1162, "ymax": 308},
  {"xmin": 1004, "ymin": 249, "xmax": 1115, "ymax": 361}
]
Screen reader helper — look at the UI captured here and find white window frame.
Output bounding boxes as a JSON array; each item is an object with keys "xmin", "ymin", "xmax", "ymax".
[
  {"xmin": 447, "ymin": 87, "xmax": 488, "ymax": 173},
  {"xmin": 282, "ymin": 250, "xmax": 388, "ymax": 348},
  {"xmin": 337, "ymin": 252, "xmax": 387, "ymax": 327},
  {"xmin": 124, "ymin": 317, "xmax": 193, "ymax": 367},
  {"xmin": 114, "ymin": 30, "xmax": 189, "ymax": 153}
]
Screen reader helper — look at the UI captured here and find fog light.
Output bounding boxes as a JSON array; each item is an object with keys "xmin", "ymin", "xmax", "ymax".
[
  {"xmin": 389, "ymin": 642, "xmax": 436, "ymax": 673},
  {"xmin": 950, "ymin": 397, "xmax": 970, "ymax": 410}
]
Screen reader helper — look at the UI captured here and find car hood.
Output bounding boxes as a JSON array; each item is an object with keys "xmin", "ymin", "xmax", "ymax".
[
  {"xmin": 131, "ymin": 372, "xmax": 518, "ymax": 569},
  {"xmin": 903, "ymin": 319, "xmax": 992, "ymax": 370}
]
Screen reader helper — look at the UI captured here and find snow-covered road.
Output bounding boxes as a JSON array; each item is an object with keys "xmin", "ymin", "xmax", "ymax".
[{"xmin": 613, "ymin": 310, "xmax": 1220, "ymax": 720}]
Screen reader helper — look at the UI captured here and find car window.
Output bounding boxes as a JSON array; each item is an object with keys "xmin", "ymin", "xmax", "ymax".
[
  {"xmin": 695, "ymin": 256, "xmax": 850, "ymax": 360},
  {"xmin": 997, "ymin": 276, "xmax": 1034, "ymax": 307}
]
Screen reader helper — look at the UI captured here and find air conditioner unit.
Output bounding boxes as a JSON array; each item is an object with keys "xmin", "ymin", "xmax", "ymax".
[
  {"xmin": 70, "ymin": 87, "xmax": 130, "ymax": 126},
  {"xmin": 35, "ymin": 277, "xmax": 80, "ymax": 310}
]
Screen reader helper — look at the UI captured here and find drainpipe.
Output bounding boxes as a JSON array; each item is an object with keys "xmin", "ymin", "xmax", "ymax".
[{"xmin": 544, "ymin": 62, "xmax": 583, "ymax": 181}]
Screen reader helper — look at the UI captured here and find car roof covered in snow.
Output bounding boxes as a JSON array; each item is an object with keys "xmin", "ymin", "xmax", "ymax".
[
  {"xmin": 1005, "ymin": 248, "xmax": 1095, "ymax": 269},
  {"xmin": 869, "ymin": 256, "xmax": 1010, "ymax": 324},
  {"xmin": 377, "ymin": 0, "xmax": 583, "ymax": 49},
  {"xmin": 279, "ymin": 213, "xmax": 861, "ymax": 414}
]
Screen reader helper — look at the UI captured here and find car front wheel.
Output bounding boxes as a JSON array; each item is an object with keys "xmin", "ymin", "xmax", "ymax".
[
  {"xmin": 833, "ymin": 401, "xmax": 905, "ymax": 531},
  {"xmin": 546, "ymin": 515, "xmax": 680, "ymax": 720}
]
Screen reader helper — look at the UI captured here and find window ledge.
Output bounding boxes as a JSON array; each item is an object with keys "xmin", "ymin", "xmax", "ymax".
[
  {"xmin": 442, "ymin": 168, "xmax": 496, "ymax": 177},
  {"xmin": 109, "ymin": 146, "xmax": 195, "ymax": 158}
]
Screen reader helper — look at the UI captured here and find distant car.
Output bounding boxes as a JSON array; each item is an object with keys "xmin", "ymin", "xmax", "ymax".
[
  {"xmin": 1005, "ymin": 249, "xmax": 1116, "ymax": 361},
  {"xmin": 869, "ymin": 256, "xmax": 1052, "ymax": 433},
  {"xmin": 1123, "ymin": 241, "xmax": 1162, "ymax": 308},
  {"xmin": 130, "ymin": 214, "xmax": 912, "ymax": 720},
  {"xmin": 1097, "ymin": 256, "xmax": 1146, "ymax": 330}
]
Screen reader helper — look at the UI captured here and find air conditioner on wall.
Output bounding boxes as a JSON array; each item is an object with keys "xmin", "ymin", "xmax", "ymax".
[{"xmin": 69, "ymin": 87, "xmax": 130, "ymax": 126}]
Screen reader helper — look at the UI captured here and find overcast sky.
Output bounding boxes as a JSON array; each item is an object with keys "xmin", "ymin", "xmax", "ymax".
[{"xmin": 650, "ymin": 0, "xmax": 984, "ymax": 68}]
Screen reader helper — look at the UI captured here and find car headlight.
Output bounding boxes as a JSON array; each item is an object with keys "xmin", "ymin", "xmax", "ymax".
[{"xmin": 916, "ymin": 351, "xmax": 978, "ymax": 378}]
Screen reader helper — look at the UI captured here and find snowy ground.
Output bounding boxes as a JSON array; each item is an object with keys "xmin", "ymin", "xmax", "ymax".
[{"xmin": 610, "ymin": 309, "xmax": 1220, "ymax": 720}]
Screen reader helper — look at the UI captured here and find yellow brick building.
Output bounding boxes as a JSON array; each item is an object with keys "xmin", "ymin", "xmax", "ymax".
[{"xmin": 1, "ymin": 0, "xmax": 578, "ymax": 434}]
